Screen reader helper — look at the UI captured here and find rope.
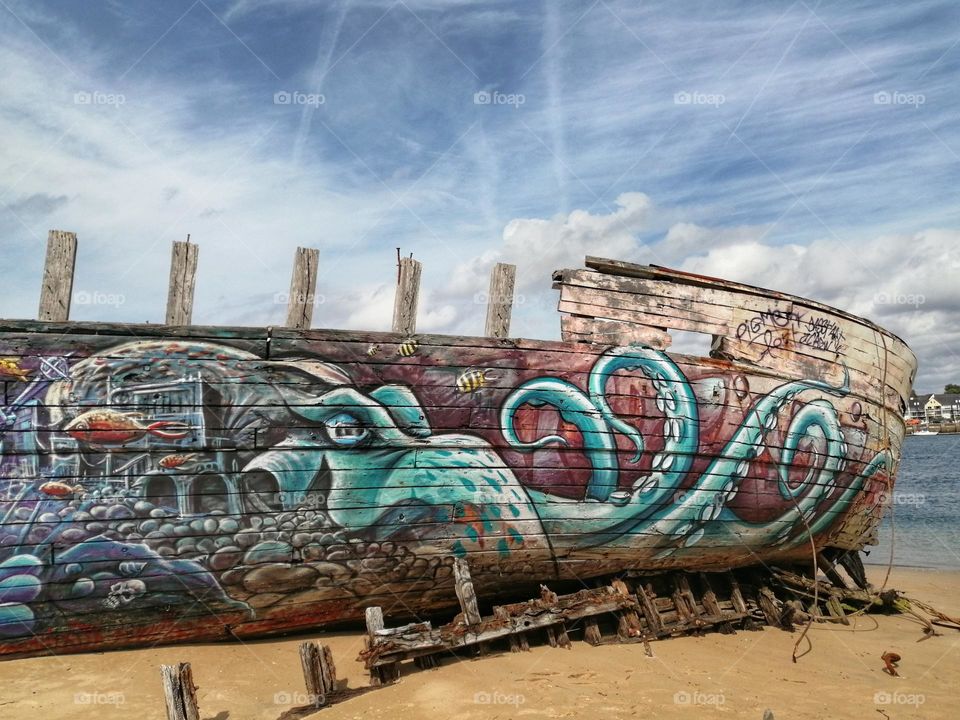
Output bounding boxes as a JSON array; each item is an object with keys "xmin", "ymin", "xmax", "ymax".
[{"xmin": 874, "ymin": 330, "xmax": 896, "ymax": 594}]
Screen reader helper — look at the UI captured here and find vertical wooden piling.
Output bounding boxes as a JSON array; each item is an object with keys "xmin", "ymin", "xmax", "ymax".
[
  {"xmin": 392, "ymin": 257, "xmax": 421, "ymax": 335},
  {"xmin": 636, "ymin": 582, "xmax": 664, "ymax": 636},
  {"xmin": 284, "ymin": 247, "xmax": 320, "ymax": 330},
  {"xmin": 583, "ymin": 617, "xmax": 603, "ymax": 646},
  {"xmin": 364, "ymin": 606, "xmax": 398, "ymax": 685},
  {"xmin": 38, "ymin": 230, "xmax": 77, "ymax": 322},
  {"xmin": 165, "ymin": 238, "xmax": 199, "ymax": 326},
  {"xmin": 160, "ymin": 663, "xmax": 200, "ymax": 720},
  {"xmin": 483, "ymin": 262, "xmax": 516, "ymax": 338},
  {"xmin": 612, "ymin": 579, "xmax": 642, "ymax": 640},
  {"xmin": 299, "ymin": 641, "xmax": 337, "ymax": 707},
  {"xmin": 453, "ymin": 558, "xmax": 482, "ymax": 626}
]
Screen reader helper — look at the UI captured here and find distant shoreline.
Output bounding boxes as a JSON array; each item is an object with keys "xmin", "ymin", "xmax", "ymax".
[{"xmin": 863, "ymin": 561, "xmax": 960, "ymax": 572}]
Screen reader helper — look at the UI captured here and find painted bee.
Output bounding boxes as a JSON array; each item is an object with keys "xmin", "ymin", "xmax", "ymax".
[
  {"xmin": 456, "ymin": 368, "xmax": 497, "ymax": 394},
  {"xmin": 397, "ymin": 339, "xmax": 418, "ymax": 357}
]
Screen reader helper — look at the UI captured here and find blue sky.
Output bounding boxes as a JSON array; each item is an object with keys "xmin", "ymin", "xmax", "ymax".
[{"xmin": 0, "ymin": 0, "xmax": 958, "ymax": 388}]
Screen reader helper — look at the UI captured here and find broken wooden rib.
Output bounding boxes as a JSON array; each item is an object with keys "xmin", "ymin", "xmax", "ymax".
[
  {"xmin": 358, "ymin": 562, "xmax": 757, "ymax": 680},
  {"xmin": 360, "ymin": 582, "xmax": 641, "ymax": 676}
]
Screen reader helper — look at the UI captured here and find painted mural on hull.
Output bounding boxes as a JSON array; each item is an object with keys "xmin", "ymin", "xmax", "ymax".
[{"xmin": 0, "ymin": 337, "xmax": 894, "ymax": 652}]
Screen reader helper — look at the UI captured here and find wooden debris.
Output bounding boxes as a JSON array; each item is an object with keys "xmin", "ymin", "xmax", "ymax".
[
  {"xmin": 160, "ymin": 662, "xmax": 200, "ymax": 720},
  {"xmin": 364, "ymin": 607, "xmax": 400, "ymax": 686},
  {"xmin": 360, "ymin": 577, "xmax": 640, "ymax": 676},
  {"xmin": 582, "ymin": 617, "xmax": 603, "ymax": 646},
  {"xmin": 299, "ymin": 641, "xmax": 338, "ymax": 708}
]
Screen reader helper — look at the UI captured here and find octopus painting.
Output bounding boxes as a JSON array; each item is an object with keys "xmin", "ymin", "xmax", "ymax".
[{"xmin": 0, "ymin": 260, "xmax": 915, "ymax": 657}]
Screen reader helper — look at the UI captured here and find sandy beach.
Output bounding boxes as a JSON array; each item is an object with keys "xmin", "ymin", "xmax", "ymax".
[{"xmin": 0, "ymin": 566, "xmax": 955, "ymax": 719}]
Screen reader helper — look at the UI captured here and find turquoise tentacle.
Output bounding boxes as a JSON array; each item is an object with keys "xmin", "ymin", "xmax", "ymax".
[
  {"xmin": 788, "ymin": 449, "xmax": 889, "ymax": 546},
  {"xmin": 585, "ymin": 345, "xmax": 701, "ymax": 517},
  {"xmin": 645, "ymin": 379, "xmax": 850, "ymax": 555},
  {"xmin": 500, "ymin": 378, "xmax": 618, "ymax": 501}
]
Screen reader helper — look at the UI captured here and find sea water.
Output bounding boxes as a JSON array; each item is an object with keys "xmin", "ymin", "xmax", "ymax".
[{"xmin": 867, "ymin": 434, "xmax": 960, "ymax": 570}]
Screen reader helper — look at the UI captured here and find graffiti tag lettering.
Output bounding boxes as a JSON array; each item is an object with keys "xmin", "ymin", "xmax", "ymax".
[{"xmin": 736, "ymin": 308, "xmax": 846, "ymax": 358}]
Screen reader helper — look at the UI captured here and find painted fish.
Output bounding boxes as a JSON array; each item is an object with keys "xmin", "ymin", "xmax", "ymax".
[
  {"xmin": 38, "ymin": 481, "xmax": 82, "ymax": 497},
  {"xmin": 397, "ymin": 339, "xmax": 418, "ymax": 357},
  {"xmin": 366, "ymin": 344, "xmax": 381, "ymax": 356},
  {"xmin": 456, "ymin": 368, "xmax": 496, "ymax": 394},
  {"xmin": 0, "ymin": 358, "xmax": 30, "ymax": 382},
  {"xmin": 64, "ymin": 409, "xmax": 190, "ymax": 445},
  {"xmin": 158, "ymin": 453, "xmax": 198, "ymax": 469}
]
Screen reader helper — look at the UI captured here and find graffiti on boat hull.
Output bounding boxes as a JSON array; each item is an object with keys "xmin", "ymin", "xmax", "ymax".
[{"xmin": 0, "ymin": 338, "xmax": 890, "ymax": 648}]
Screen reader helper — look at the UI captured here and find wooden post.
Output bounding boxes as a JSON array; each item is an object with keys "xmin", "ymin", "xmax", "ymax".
[
  {"xmin": 284, "ymin": 246, "xmax": 319, "ymax": 330},
  {"xmin": 453, "ymin": 558, "xmax": 482, "ymax": 626},
  {"xmin": 38, "ymin": 229, "xmax": 77, "ymax": 322},
  {"xmin": 583, "ymin": 617, "xmax": 603, "ymax": 646},
  {"xmin": 483, "ymin": 262, "xmax": 516, "ymax": 338},
  {"xmin": 299, "ymin": 641, "xmax": 337, "ymax": 707},
  {"xmin": 365, "ymin": 606, "xmax": 398, "ymax": 685},
  {"xmin": 160, "ymin": 663, "xmax": 200, "ymax": 720},
  {"xmin": 636, "ymin": 582, "xmax": 664, "ymax": 636},
  {"xmin": 165, "ymin": 238, "xmax": 199, "ymax": 326},
  {"xmin": 392, "ymin": 257, "xmax": 421, "ymax": 335},
  {"xmin": 612, "ymin": 579, "xmax": 642, "ymax": 640},
  {"xmin": 757, "ymin": 587, "xmax": 783, "ymax": 628}
]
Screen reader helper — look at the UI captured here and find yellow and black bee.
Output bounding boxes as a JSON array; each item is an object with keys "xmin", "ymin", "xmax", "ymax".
[
  {"xmin": 366, "ymin": 344, "xmax": 381, "ymax": 356},
  {"xmin": 397, "ymin": 338, "xmax": 418, "ymax": 357},
  {"xmin": 456, "ymin": 368, "xmax": 497, "ymax": 394}
]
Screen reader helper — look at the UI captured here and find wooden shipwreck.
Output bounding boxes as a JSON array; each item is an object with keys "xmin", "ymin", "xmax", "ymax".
[{"xmin": 0, "ymin": 232, "xmax": 916, "ymax": 658}]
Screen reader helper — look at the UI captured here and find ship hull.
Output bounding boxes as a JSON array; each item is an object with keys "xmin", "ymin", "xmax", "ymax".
[{"xmin": 0, "ymin": 265, "xmax": 916, "ymax": 658}]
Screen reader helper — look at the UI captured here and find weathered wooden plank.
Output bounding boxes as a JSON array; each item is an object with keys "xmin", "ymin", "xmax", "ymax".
[
  {"xmin": 582, "ymin": 256, "xmax": 909, "ymax": 353},
  {"xmin": 558, "ymin": 286, "xmax": 912, "ymax": 391},
  {"xmin": 484, "ymin": 262, "xmax": 516, "ymax": 339},
  {"xmin": 554, "ymin": 266, "xmax": 916, "ymax": 401},
  {"xmin": 299, "ymin": 641, "xmax": 336, "ymax": 707},
  {"xmin": 582, "ymin": 616, "xmax": 602, "ymax": 645},
  {"xmin": 165, "ymin": 239, "xmax": 200, "ymax": 326},
  {"xmin": 557, "ymin": 267, "xmax": 910, "ymax": 362},
  {"xmin": 392, "ymin": 257, "xmax": 421, "ymax": 336},
  {"xmin": 558, "ymin": 286, "xmax": 732, "ymax": 336},
  {"xmin": 38, "ymin": 230, "xmax": 78, "ymax": 322},
  {"xmin": 560, "ymin": 315, "xmax": 672, "ymax": 348},
  {"xmin": 362, "ymin": 584, "xmax": 637, "ymax": 666},
  {"xmin": 453, "ymin": 558, "xmax": 482, "ymax": 625},
  {"xmin": 284, "ymin": 247, "xmax": 320, "ymax": 331},
  {"xmin": 160, "ymin": 662, "xmax": 200, "ymax": 720}
]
